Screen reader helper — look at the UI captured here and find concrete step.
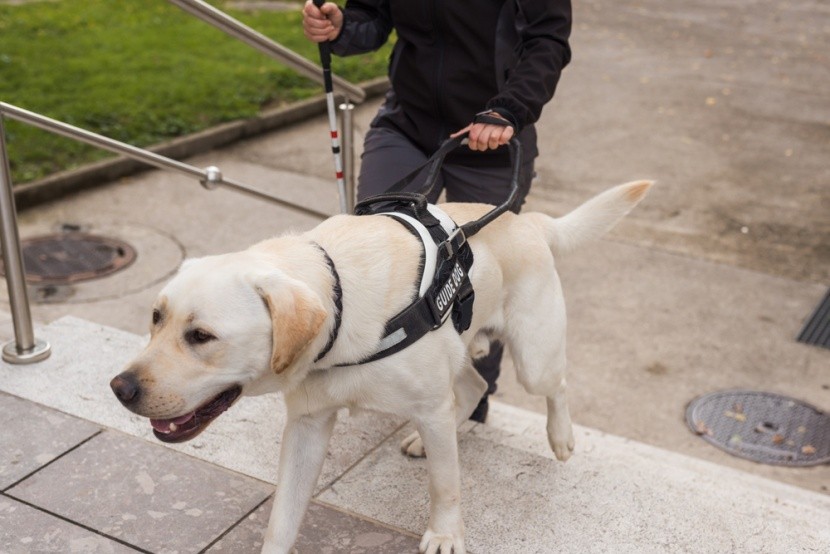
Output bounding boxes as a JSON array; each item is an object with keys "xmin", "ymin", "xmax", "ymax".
[{"xmin": 1, "ymin": 316, "xmax": 828, "ymax": 553}]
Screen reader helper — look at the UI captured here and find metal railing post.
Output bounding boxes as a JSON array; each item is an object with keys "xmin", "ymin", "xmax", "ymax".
[
  {"xmin": 0, "ymin": 116, "xmax": 50, "ymax": 364},
  {"xmin": 338, "ymin": 99, "xmax": 355, "ymax": 213}
]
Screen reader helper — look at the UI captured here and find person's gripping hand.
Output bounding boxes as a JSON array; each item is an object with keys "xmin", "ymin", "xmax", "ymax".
[
  {"xmin": 303, "ymin": 0, "xmax": 343, "ymax": 42},
  {"xmin": 451, "ymin": 112, "xmax": 515, "ymax": 151}
]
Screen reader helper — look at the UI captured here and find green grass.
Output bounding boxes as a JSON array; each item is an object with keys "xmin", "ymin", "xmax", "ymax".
[{"xmin": 0, "ymin": 0, "xmax": 391, "ymax": 184}]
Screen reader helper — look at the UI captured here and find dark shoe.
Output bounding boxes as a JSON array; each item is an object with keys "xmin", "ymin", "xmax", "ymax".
[{"xmin": 469, "ymin": 397, "xmax": 489, "ymax": 423}]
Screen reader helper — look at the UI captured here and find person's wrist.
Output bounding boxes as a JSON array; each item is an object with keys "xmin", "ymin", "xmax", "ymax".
[{"xmin": 474, "ymin": 110, "xmax": 515, "ymax": 130}]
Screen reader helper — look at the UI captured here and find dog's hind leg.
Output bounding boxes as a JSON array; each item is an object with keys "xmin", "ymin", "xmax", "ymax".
[
  {"xmin": 506, "ymin": 273, "xmax": 575, "ymax": 462},
  {"xmin": 262, "ymin": 408, "xmax": 337, "ymax": 554},
  {"xmin": 401, "ymin": 362, "xmax": 488, "ymax": 457}
]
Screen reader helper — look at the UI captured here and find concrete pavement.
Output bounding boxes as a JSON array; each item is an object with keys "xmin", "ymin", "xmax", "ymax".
[{"xmin": 2, "ymin": 318, "xmax": 829, "ymax": 553}]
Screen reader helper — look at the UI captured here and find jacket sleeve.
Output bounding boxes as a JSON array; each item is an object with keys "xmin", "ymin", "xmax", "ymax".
[
  {"xmin": 486, "ymin": 0, "xmax": 572, "ymax": 132},
  {"xmin": 330, "ymin": 0, "xmax": 394, "ymax": 57}
]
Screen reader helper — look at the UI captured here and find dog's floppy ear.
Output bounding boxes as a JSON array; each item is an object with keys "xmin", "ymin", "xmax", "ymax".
[{"xmin": 255, "ymin": 275, "xmax": 327, "ymax": 374}]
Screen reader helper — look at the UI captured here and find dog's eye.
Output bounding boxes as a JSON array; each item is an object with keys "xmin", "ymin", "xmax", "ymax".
[
  {"xmin": 152, "ymin": 309, "xmax": 161, "ymax": 325},
  {"xmin": 186, "ymin": 328, "xmax": 215, "ymax": 345}
]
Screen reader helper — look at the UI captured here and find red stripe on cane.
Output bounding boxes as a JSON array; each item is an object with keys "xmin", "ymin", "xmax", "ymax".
[
  {"xmin": 336, "ymin": 171, "xmax": 344, "ymax": 179},
  {"xmin": 330, "ymin": 131, "xmax": 338, "ymax": 139}
]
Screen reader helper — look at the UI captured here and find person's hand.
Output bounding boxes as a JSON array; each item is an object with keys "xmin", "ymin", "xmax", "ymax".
[
  {"xmin": 303, "ymin": 1, "xmax": 343, "ymax": 43},
  {"xmin": 451, "ymin": 112, "xmax": 515, "ymax": 151}
]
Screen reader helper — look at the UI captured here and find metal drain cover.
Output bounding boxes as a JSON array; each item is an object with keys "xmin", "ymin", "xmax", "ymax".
[
  {"xmin": 0, "ymin": 233, "xmax": 136, "ymax": 284},
  {"xmin": 686, "ymin": 390, "xmax": 829, "ymax": 466},
  {"xmin": 798, "ymin": 287, "xmax": 830, "ymax": 349}
]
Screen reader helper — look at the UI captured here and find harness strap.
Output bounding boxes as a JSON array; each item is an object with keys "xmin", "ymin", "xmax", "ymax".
[
  {"xmin": 350, "ymin": 238, "xmax": 475, "ymax": 365},
  {"xmin": 312, "ymin": 243, "xmax": 343, "ymax": 364}
]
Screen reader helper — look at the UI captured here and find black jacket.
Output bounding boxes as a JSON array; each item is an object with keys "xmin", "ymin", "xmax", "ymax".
[{"xmin": 331, "ymin": 0, "xmax": 572, "ymax": 166}]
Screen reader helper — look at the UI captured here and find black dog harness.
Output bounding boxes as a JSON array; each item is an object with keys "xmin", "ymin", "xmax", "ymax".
[
  {"xmin": 353, "ymin": 195, "xmax": 475, "ymax": 363},
  {"xmin": 314, "ymin": 134, "xmax": 522, "ymax": 366}
]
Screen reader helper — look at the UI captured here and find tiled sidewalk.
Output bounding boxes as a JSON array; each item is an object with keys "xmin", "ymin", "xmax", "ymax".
[{"xmin": 0, "ymin": 392, "xmax": 419, "ymax": 554}]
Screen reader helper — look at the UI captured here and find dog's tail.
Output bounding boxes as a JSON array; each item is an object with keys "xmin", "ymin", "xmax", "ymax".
[{"xmin": 527, "ymin": 180, "xmax": 653, "ymax": 257}]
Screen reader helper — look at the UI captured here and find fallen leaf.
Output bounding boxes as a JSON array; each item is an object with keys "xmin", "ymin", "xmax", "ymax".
[
  {"xmin": 802, "ymin": 445, "xmax": 817, "ymax": 455},
  {"xmin": 772, "ymin": 434, "xmax": 785, "ymax": 444},
  {"xmin": 695, "ymin": 421, "xmax": 713, "ymax": 436},
  {"xmin": 725, "ymin": 410, "xmax": 746, "ymax": 422}
]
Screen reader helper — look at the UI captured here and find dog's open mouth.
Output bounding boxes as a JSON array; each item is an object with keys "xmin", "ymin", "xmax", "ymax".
[{"xmin": 150, "ymin": 386, "xmax": 242, "ymax": 443}]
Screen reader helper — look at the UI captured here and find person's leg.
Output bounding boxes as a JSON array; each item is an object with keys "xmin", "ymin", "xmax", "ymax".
[
  {"xmin": 357, "ymin": 126, "xmax": 442, "ymax": 201},
  {"xmin": 442, "ymin": 158, "xmax": 536, "ymax": 422}
]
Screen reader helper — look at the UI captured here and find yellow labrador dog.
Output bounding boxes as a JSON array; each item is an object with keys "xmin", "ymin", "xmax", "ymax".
[{"xmin": 110, "ymin": 180, "xmax": 651, "ymax": 554}]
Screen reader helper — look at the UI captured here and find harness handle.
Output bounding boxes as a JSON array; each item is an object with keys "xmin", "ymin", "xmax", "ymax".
[
  {"xmin": 457, "ymin": 135, "xmax": 522, "ymax": 239},
  {"xmin": 354, "ymin": 191, "xmax": 429, "ymax": 217},
  {"xmin": 381, "ymin": 134, "xmax": 467, "ymax": 195},
  {"xmin": 381, "ymin": 132, "xmax": 522, "ymax": 241}
]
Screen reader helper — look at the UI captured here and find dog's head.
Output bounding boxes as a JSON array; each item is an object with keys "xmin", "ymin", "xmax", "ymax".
[{"xmin": 109, "ymin": 251, "xmax": 327, "ymax": 443}]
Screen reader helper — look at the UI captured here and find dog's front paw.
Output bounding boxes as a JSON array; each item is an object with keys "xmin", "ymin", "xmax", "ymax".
[
  {"xmin": 259, "ymin": 542, "xmax": 297, "ymax": 554},
  {"xmin": 547, "ymin": 423, "xmax": 575, "ymax": 462},
  {"xmin": 420, "ymin": 529, "xmax": 465, "ymax": 554},
  {"xmin": 400, "ymin": 430, "xmax": 426, "ymax": 457}
]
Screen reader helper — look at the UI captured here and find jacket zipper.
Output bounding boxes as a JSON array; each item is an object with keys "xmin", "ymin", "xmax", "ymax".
[{"xmin": 432, "ymin": 0, "xmax": 447, "ymax": 149}]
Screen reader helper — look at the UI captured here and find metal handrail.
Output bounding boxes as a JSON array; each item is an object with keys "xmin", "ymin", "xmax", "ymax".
[
  {"xmin": 167, "ymin": 0, "xmax": 359, "ymax": 209},
  {"xmin": 167, "ymin": 0, "xmax": 366, "ymax": 104},
  {"xmin": 0, "ymin": 101, "xmax": 334, "ymax": 364},
  {"xmin": 1, "ymin": 0, "xmax": 365, "ymax": 363},
  {"xmin": 0, "ymin": 103, "xmax": 332, "ymax": 219}
]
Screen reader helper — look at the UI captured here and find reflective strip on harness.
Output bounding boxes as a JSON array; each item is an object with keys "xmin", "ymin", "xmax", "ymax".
[
  {"xmin": 382, "ymin": 205, "xmax": 459, "ymax": 299},
  {"xmin": 383, "ymin": 211, "xmax": 439, "ymax": 298}
]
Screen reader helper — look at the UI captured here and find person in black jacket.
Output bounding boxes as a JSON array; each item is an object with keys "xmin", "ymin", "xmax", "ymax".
[{"xmin": 303, "ymin": 0, "xmax": 572, "ymax": 423}]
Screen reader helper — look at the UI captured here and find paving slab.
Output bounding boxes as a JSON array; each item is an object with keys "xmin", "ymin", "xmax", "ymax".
[
  {"xmin": 317, "ymin": 402, "xmax": 830, "ymax": 554},
  {"xmin": 0, "ymin": 392, "xmax": 100, "ymax": 490},
  {"xmin": 6, "ymin": 430, "xmax": 272, "ymax": 554},
  {"xmin": 0, "ymin": 496, "xmax": 137, "ymax": 554},
  {"xmin": 0, "ymin": 316, "xmax": 405, "ymax": 488},
  {"xmin": 207, "ymin": 499, "xmax": 420, "ymax": 554}
]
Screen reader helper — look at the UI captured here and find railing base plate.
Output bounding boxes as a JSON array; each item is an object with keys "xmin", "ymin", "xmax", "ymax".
[{"xmin": 3, "ymin": 339, "xmax": 51, "ymax": 364}]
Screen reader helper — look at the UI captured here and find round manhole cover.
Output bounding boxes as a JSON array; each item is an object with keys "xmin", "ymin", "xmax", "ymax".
[
  {"xmin": 686, "ymin": 390, "xmax": 830, "ymax": 467},
  {"xmin": 0, "ymin": 233, "xmax": 137, "ymax": 284}
]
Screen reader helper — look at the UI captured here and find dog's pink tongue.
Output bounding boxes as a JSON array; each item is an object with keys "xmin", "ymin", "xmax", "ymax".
[{"xmin": 150, "ymin": 412, "xmax": 195, "ymax": 433}]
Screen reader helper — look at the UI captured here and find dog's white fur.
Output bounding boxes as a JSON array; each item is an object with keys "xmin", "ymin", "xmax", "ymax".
[{"xmin": 115, "ymin": 180, "xmax": 651, "ymax": 554}]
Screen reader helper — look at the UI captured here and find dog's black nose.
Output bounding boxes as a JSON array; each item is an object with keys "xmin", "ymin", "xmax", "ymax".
[{"xmin": 110, "ymin": 372, "xmax": 140, "ymax": 405}]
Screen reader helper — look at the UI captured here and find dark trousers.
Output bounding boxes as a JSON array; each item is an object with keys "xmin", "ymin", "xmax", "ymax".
[{"xmin": 472, "ymin": 340, "xmax": 504, "ymax": 397}]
